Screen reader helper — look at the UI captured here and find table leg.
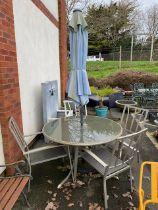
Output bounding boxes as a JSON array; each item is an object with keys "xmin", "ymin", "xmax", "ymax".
[
  {"xmin": 57, "ymin": 146, "xmax": 74, "ymax": 189},
  {"xmin": 57, "ymin": 170, "xmax": 72, "ymax": 189},
  {"xmin": 74, "ymin": 146, "xmax": 79, "ymax": 181},
  {"xmin": 57, "ymin": 146, "xmax": 80, "ymax": 188}
]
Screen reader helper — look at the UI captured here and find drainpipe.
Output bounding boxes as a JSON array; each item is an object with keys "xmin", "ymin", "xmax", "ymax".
[{"xmin": 58, "ymin": 0, "xmax": 68, "ymax": 101}]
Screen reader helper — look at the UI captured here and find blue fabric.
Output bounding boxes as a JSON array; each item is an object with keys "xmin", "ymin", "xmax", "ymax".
[{"xmin": 67, "ymin": 11, "xmax": 91, "ymax": 106}]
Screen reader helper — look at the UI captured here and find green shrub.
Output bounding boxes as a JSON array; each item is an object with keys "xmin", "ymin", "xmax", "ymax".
[
  {"xmin": 90, "ymin": 86, "xmax": 118, "ymax": 107},
  {"xmin": 89, "ymin": 71, "xmax": 158, "ymax": 90}
]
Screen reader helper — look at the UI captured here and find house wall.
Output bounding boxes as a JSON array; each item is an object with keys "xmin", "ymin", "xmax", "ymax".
[
  {"xmin": 41, "ymin": 0, "xmax": 58, "ymax": 20},
  {"xmin": 0, "ymin": 125, "xmax": 5, "ymax": 174},
  {"xmin": 0, "ymin": 0, "xmax": 67, "ymax": 165},
  {"xmin": 13, "ymin": 0, "xmax": 60, "ymax": 143}
]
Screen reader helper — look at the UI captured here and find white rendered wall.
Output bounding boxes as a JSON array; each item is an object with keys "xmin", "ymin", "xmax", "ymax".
[
  {"xmin": 41, "ymin": 0, "xmax": 58, "ymax": 20},
  {"xmin": 0, "ymin": 125, "xmax": 5, "ymax": 174},
  {"xmin": 13, "ymin": 0, "xmax": 60, "ymax": 143}
]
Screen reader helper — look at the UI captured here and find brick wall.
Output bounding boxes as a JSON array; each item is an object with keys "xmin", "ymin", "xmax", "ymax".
[{"xmin": 0, "ymin": 0, "xmax": 22, "ymax": 164}]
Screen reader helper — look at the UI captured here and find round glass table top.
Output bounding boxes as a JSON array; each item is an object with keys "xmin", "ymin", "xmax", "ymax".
[{"xmin": 42, "ymin": 116, "xmax": 122, "ymax": 146}]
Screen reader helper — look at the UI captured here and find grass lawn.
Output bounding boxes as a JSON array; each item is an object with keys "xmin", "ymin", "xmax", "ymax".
[{"xmin": 87, "ymin": 61, "xmax": 158, "ymax": 79}]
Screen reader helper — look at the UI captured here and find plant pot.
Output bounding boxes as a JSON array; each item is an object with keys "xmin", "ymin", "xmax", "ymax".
[{"xmin": 95, "ymin": 106, "xmax": 108, "ymax": 118}]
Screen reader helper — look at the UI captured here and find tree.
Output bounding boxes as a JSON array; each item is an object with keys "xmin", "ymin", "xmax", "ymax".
[
  {"xmin": 146, "ymin": 4, "xmax": 158, "ymax": 36},
  {"xmin": 86, "ymin": 0, "xmax": 138, "ymax": 54},
  {"xmin": 134, "ymin": 4, "xmax": 158, "ymax": 54}
]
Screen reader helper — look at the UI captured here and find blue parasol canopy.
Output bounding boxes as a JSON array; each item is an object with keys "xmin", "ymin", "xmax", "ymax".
[{"xmin": 67, "ymin": 9, "xmax": 91, "ymax": 107}]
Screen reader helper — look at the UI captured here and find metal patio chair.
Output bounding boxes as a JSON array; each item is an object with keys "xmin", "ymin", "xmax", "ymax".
[
  {"xmin": 120, "ymin": 105, "xmax": 149, "ymax": 162},
  {"xmin": 63, "ymin": 100, "xmax": 87, "ymax": 117},
  {"xmin": 139, "ymin": 161, "xmax": 158, "ymax": 210},
  {"xmin": 63, "ymin": 100, "xmax": 77, "ymax": 117},
  {"xmin": 152, "ymin": 82, "xmax": 158, "ymax": 89},
  {"xmin": 120, "ymin": 104, "xmax": 149, "ymax": 134},
  {"xmin": 134, "ymin": 83, "xmax": 144, "ymax": 90},
  {"xmin": 132, "ymin": 83, "xmax": 144, "ymax": 105},
  {"xmin": 142, "ymin": 89, "xmax": 157, "ymax": 108},
  {"xmin": 82, "ymin": 127, "xmax": 147, "ymax": 209},
  {"xmin": 8, "ymin": 117, "xmax": 70, "ymax": 191}
]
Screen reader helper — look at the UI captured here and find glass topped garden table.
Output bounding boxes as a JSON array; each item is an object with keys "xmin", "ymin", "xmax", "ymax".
[{"xmin": 42, "ymin": 116, "xmax": 122, "ymax": 187}]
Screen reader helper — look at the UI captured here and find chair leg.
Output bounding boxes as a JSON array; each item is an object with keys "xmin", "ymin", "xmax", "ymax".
[
  {"xmin": 25, "ymin": 158, "xmax": 32, "ymax": 192},
  {"xmin": 57, "ymin": 170, "xmax": 72, "ymax": 189},
  {"xmin": 57, "ymin": 146, "xmax": 74, "ymax": 189},
  {"xmin": 27, "ymin": 180, "xmax": 30, "ymax": 193},
  {"xmin": 137, "ymin": 150, "xmax": 140, "ymax": 163},
  {"xmin": 74, "ymin": 147, "xmax": 79, "ymax": 181},
  {"xmin": 67, "ymin": 146, "xmax": 74, "ymax": 182},
  {"xmin": 129, "ymin": 167, "xmax": 133, "ymax": 193},
  {"xmin": 22, "ymin": 191, "xmax": 30, "ymax": 207},
  {"xmin": 138, "ymin": 203, "xmax": 145, "ymax": 210},
  {"xmin": 28, "ymin": 164, "xmax": 32, "ymax": 192},
  {"xmin": 103, "ymin": 178, "xmax": 108, "ymax": 209}
]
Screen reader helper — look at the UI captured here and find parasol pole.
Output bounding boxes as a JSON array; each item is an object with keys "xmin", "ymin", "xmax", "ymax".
[{"xmin": 80, "ymin": 106, "xmax": 84, "ymax": 126}]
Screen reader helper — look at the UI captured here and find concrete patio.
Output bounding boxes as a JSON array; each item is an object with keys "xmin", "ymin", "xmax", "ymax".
[{"xmin": 13, "ymin": 108, "xmax": 158, "ymax": 210}]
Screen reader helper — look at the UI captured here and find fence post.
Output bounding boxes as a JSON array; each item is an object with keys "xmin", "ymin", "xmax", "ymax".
[
  {"xmin": 130, "ymin": 35, "xmax": 134, "ymax": 62},
  {"xmin": 119, "ymin": 46, "xmax": 122, "ymax": 69},
  {"xmin": 150, "ymin": 34, "xmax": 154, "ymax": 62},
  {"xmin": 99, "ymin": 52, "xmax": 102, "ymax": 61}
]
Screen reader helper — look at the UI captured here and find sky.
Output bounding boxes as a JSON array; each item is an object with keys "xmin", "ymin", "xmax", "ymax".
[
  {"xmin": 137, "ymin": 0, "xmax": 158, "ymax": 8},
  {"xmin": 101, "ymin": 0, "xmax": 158, "ymax": 9}
]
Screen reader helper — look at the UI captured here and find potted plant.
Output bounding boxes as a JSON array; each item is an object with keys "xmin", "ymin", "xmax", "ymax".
[{"xmin": 90, "ymin": 86, "xmax": 119, "ymax": 117}]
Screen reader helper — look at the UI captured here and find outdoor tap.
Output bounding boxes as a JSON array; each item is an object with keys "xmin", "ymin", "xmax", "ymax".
[{"xmin": 49, "ymin": 87, "xmax": 55, "ymax": 96}]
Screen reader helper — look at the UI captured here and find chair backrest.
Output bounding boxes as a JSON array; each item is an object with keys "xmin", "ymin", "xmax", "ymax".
[
  {"xmin": 63, "ymin": 100, "xmax": 77, "ymax": 117},
  {"xmin": 120, "ymin": 105, "xmax": 149, "ymax": 133},
  {"xmin": 152, "ymin": 82, "xmax": 158, "ymax": 89},
  {"xmin": 130, "ymin": 84, "xmax": 134, "ymax": 91},
  {"xmin": 76, "ymin": 105, "xmax": 87, "ymax": 116},
  {"xmin": 139, "ymin": 161, "xmax": 158, "ymax": 209},
  {"xmin": 105, "ymin": 127, "xmax": 147, "ymax": 177},
  {"xmin": 134, "ymin": 83, "xmax": 144, "ymax": 90},
  {"xmin": 9, "ymin": 117, "xmax": 28, "ymax": 154},
  {"xmin": 63, "ymin": 100, "xmax": 87, "ymax": 117}
]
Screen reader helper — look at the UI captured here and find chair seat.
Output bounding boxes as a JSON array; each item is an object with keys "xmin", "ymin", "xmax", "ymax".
[
  {"xmin": 0, "ymin": 176, "xmax": 29, "ymax": 210},
  {"xmin": 82, "ymin": 148, "xmax": 128, "ymax": 177},
  {"xmin": 29, "ymin": 138, "xmax": 60, "ymax": 149},
  {"xmin": 30, "ymin": 147, "xmax": 67, "ymax": 166}
]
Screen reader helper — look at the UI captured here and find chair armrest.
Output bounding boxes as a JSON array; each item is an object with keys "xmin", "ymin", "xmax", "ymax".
[
  {"xmin": 23, "ymin": 144, "xmax": 66, "ymax": 155},
  {"xmin": 118, "ymin": 127, "xmax": 147, "ymax": 140},
  {"xmin": 0, "ymin": 160, "xmax": 25, "ymax": 167},
  {"xmin": 0, "ymin": 174, "xmax": 32, "ymax": 179},
  {"xmin": 24, "ymin": 131, "xmax": 42, "ymax": 138},
  {"xmin": 83, "ymin": 148, "xmax": 107, "ymax": 168},
  {"xmin": 57, "ymin": 108, "xmax": 65, "ymax": 112},
  {"xmin": 143, "ymin": 121, "xmax": 158, "ymax": 128},
  {"xmin": 0, "ymin": 160, "xmax": 32, "ymax": 179}
]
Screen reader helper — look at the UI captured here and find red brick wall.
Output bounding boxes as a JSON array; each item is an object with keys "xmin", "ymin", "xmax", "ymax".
[
  {"xmin": 0, "ymin": 0, "xmax": 22, "ymax": 164},
  {"xmin": 58, "ymin": 0, "xmax": 68, "ymax": 101}
]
